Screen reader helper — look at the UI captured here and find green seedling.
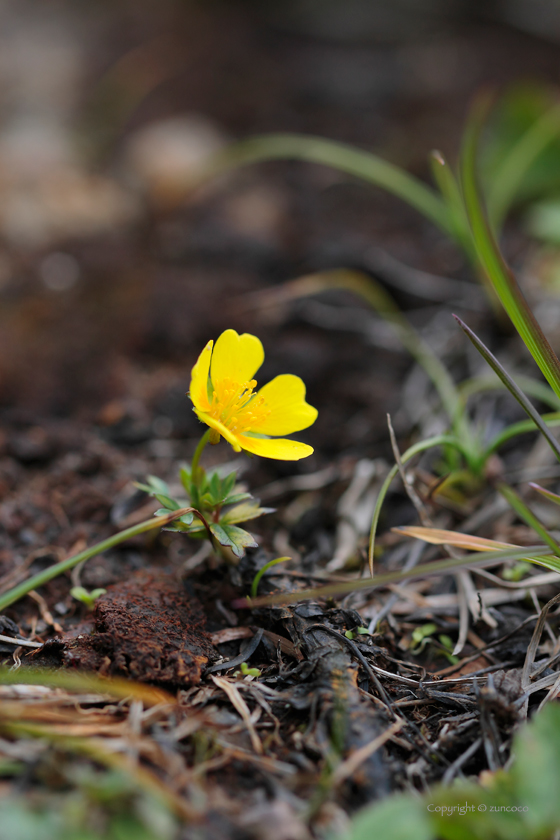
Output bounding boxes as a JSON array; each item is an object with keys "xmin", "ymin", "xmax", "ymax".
[
  {"xmin": 437, "ymin": 634, "xmax": 459, "ymax": 665},
  {"xmin": 502, "ymin": 561, "xmax": 532, "ymax": 582},
  {"xmin": 233, "ymin": 662, "xmax": 261, "ymax": 678},
  {"xmin": 410, "ymin": 623, "xmax": 438, "ymax": 653},
  {"xmin": 70, "ymin": 586, "xmax": 106, "ymax": 610},
  {"xmin": 344, "ymin": 627, "xmax": 371, "ymax": 640}
]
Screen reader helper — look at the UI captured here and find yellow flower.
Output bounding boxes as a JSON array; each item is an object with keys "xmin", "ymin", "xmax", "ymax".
[{"xmin": 189, "ymin": 329, "xmax": 317, "ymax": 460}]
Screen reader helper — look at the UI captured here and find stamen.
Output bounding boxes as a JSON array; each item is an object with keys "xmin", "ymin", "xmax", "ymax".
[{"xmin": 208, "ymin": 377, "xmax": 271, "ymax": 434}]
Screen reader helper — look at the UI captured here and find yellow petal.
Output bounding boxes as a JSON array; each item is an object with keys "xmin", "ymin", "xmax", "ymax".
[
  {"xmin": 189, "ymin": 340, "xmax": 213, "ymax": 412},
  {"xmin": 195, "ymin": 411, "xmax": 242, "ymax": 451},
  {"xmin": 236, "ymin": 434, "xmax": 313, "ymax": 460},
  {"xmin": 211, "ymin": 329, "xmax": 264, "ymax": 387},
  {"xmin": 252, "ymin": 374, "xmax": 318, "ymax": 435}
]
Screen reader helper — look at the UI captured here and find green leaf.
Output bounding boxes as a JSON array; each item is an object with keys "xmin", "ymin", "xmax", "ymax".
[
  {"xmin": 511, "ymin": 703, "xmax": 560, "ymax": 832},
  {"xmin": 221, "ymin": 501, "xmax": 274, "ymax": 525},
  {"xmin": 221, "ymin": 492, "xmax": 253, "ymax": 506},
  {"xmin": 146, "ymin": 475, "xmax": 170, "ymax": 495},
  {"xmin": 209, "ymin": 523, "xmax": 258, "ymax": 558},
  {"xmin": 154, "ymin": 494, "xmax": 181, "ymax": 511},
  {"xmin": 209, "ymin": 471, "xmax": 220, "ymax": 500},
  {"xmin": 222, "ymin": 472, "xmax": 237, "ymax": 498},
  {"xmin": 161, "ymin": 510, "xmax": 195, "ymax": 531},
  {"xmin": 179, "ymin": 466, "xmax": 192, "ymax": 495},
  {"xmin": 344, "ymin": 793, "xmax": 433, "ymax": 840}
]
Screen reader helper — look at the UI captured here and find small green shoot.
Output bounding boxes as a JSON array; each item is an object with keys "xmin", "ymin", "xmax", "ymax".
[
  {"xmin": 250, "ymin": 556, "xmax": 291, "ymax": 599},
  {"xmin": 344, "ymin": 627, "xmax": 371, "ymax": 640},
  {"xmin": 234, "ymin": 662, "xmax": 261, "ymax": 678},
  {"xmin": 70, "ymin": 586, "xmax": 106, "ymax": 610},
  {"xmin": 502, "ymin": 561, "xmax": 532, "ymax": 581},
  {"xmin": 137, "ymin": 444, "xmax": 273, "ymax": 560},
  {"xmin": 410, "ymin": 623, "xmax": 438, "ymax": 652}
]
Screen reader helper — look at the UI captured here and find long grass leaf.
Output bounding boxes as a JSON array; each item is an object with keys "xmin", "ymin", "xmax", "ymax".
[
  {"xmin": 498, "ymin": 482, "xmax": 560, "ymax": 555},
  {"xmin": 454, "ymin": 314, "xmax": 560, "ymax": 464},
  {"xmin": 0, "ymin": 506, "xmax": 198, "ymax": 612},
  {"xmin": 529, "ymin": 482, "xmax": 560, "ymax": 506},
  {"xmin": 200, "ymin": 134, "xmax": 453, "ymax": 239},
  {"xmin": 459, "ymin": 374, "xmax": 560, "ymax": 411},
  {"xmin": 487, "ymin": 104, "xmax": 560, "ymax": 232},
  {"xmin": 366, "ymin": 434, "xmax": 474, "ymax": 575},
  {"xmin": 461, "ymin": 99, "xmax": 560, "ymax": 401},
  {"xmin": 484, "ymin": 412, "xmax": 560, "ymax": 458},
  {"xmin": 236, "ymin": 544, "xmax": 559, "ymax": 609},
  {"xmin": 430, "ymin": 150, "xmax": 473, "ymax": 256}
]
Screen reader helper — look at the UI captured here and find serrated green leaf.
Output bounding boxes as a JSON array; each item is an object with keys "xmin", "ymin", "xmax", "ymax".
[
  {"xmin": 209, "ymin": 523, "xmax": 258, "ymax": 557},
  {"xmin": 221, "ymin": 501, "xmax": 274, "ymax": 525},
  {"xmin": 154, "ymin": 494, "xmax": 181, "ymax": 511}
]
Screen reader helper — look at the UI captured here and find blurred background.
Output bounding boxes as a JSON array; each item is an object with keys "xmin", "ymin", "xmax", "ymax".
[{"xmin": 2, "ymin": 0, "xmax": 560, "ymax": 468}]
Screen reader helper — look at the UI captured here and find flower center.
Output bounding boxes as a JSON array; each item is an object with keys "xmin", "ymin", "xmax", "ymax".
[{"xmin": 209, "ymin": 378, "xmax": 271, "ymax": 434}]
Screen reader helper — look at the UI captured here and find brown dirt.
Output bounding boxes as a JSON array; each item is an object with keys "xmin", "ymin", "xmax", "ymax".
[{"xmin": 52, "ymin": 570, "xmax": 215, "ymax": 684}]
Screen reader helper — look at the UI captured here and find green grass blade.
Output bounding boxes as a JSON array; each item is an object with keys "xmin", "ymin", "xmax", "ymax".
[
  {"xmin": 459, "ymin": 373, "xmax": 560, "ymax": 411},
  {"xmin": 430, "ymin": 150, "xmax": 473, "ymax": 256},
  {"xmin": 460, "ymin": 99, "xmax": 560, "ymax": 402},
  {"xmin": 368, "ymin": 434, "xmax": 469, "ymax": 574},
  {"xmin": 529, "ymin": 482, "xmax": 560, "ymax": 506},
  {"xmin": 238, "ymin": 544, "xmax": 559, "ymax": 609},
  {"xmin": 498, "ymin": 482, "xmax": 560, "ymax": 556},
  {"xmin": 0, "ymin": 507, "xmax": 199, "ymax": 613},
  {"xmin": 200, "ymin": 134, "xmax": 454, "ymax": 239},
  {"xmin": 487, "ymin": 104, "xmax": 560, "ymax": 232},
  {"xmin": 484, "ymin": 412, "xmax": 560, "ymax": 458},
  {"xmin": 454, "ymin": 314, "xmax": 560, "ymax": 463}
]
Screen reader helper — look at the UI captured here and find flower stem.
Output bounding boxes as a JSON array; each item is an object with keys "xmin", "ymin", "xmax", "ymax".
[
  {"xmin": 0, "ymin": 507, "xmax": 196, "ymax": 613},
  {"xmin": 190, "ymin": 428, "xmax": 211, "ymax": 485}
]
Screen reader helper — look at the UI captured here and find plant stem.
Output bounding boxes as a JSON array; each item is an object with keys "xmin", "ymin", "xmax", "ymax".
[
  {"xmin": 0, "ymin": 507, "xmax": 196, "ymax": 613},
  {"xmin": 190, "ymin": 428, "xmax": 211, "ymax": 485}
]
